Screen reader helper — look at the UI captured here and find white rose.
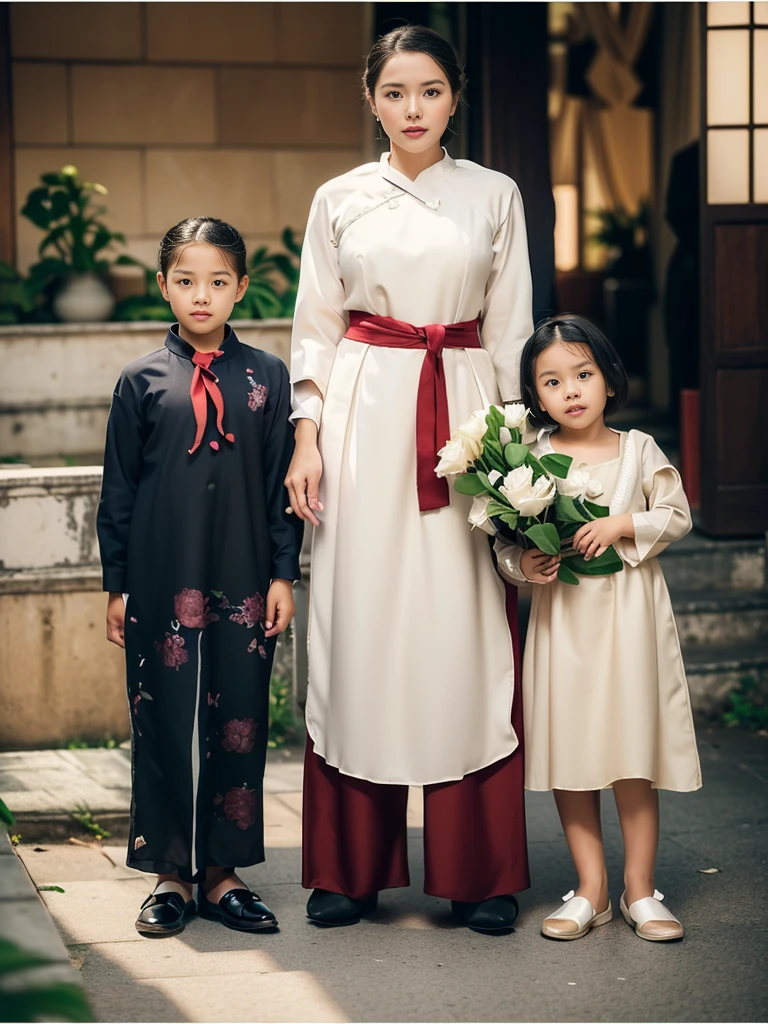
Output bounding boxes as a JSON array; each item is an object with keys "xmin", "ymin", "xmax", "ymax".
[
  {"xmin": 586, "ymin": 478, "xmax": 604, "ymax": 498},
  {"xmin": 488, "ymin": 469, "xmax": 503, "ymax": 486},
  {"xmin": 495, "ymin": 403, "xmax": 529, "ymax": 433},
  {"xmin": 454, "ymin": 408, "xmax": 488, "ymax": 459},
  {"xmin": 468, "ymin": 494, "xmax": 496, "ymax": 535},
  {"xmin": 556, "ymin": 467, "xmax": 593, "ymax": 499},
  {"xmin": 499, "ymin": 426, "xmax": 512, "ymax": 448},
  {"xmin": 435, "ymin": 436, "xmax": 475, "ymax": 477},
  {"xmin": 499, "ymin": 464, "xmax": 556, "ymax": 517}
]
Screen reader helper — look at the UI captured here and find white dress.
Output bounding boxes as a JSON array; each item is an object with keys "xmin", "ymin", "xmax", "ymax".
[
  {"xmin": 291, "ymin": 151, "xmax": 534, "ymax": 785},
  {"xmin": 496, "ymin": 429, "xmax": 702, "ymax": 793}
]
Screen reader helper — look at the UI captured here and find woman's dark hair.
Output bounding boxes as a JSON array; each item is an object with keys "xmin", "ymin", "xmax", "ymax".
[
  {"xmin": 520, "ymin": 315, "xmax": 629, "ymax": 427},
  {"xmin": 158, "ymin": 217, "xmax": 247, "ymax": 280},
  {"xmin": 363, "ymin": 25, "xmax": 466, "ymax": 98}
]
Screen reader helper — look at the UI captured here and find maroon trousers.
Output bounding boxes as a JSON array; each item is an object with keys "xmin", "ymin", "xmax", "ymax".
[{"xmin": 302, "ymin": 584, "xmax": 530, "ymax": 902}]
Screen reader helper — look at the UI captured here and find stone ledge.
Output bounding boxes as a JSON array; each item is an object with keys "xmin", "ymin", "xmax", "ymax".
[
  {"xmin": 0, "ymin": 318, "xmax": 290, "ymax": 337},
  {"xmin": 0, "ymin": 832, "xmax": 86, "ymax": 997},
  {"xmin": 0, "ymin": 567, "xmax": 103, "ymax": 596}
]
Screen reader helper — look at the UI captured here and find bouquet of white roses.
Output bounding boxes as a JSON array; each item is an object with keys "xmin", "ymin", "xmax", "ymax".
[{"xmin": 435, "ymin": 403, "xmax": 623, "ymax": 585}]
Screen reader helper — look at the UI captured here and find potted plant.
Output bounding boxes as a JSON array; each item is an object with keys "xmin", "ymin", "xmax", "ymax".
[{"xmin": 21, "ymin": 165, "xmax": 126, "ymax": 322}]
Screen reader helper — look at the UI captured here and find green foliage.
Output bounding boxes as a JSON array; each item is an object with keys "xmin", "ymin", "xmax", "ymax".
[
  {"xmin": 0, "ymin": 938, "xmax": 92, "ymax": 1022},
  {"xmin": 539, "ymin": 452, "xmax": 573, "ymax": 479},
  {"xmin": 523, "ymin": 522, "xmax": 561, "ymax": 556},
  {"xmin": 36, "ymin": 885, "xmax": 65, "ymax": 894},
  {"xmin": 232, "ymin": 227, "xmax": 301, "ymax": 321},
  {"xmin": 721, "ymin": 675, "xmax": 768, "ymax": 731},
  {"xmin": 453, "ymin": 471, "xmax": 486, "ymax": 496},
  {"xmin": 112, "ymin": 262, "xmax": 170, "ymax": 322},
  {"xmin": 69, "ymin": 805, "xmax": 111, "ymax": 841},
  {"xmin": 587, "ymin": 201, "xmax": 652, "ymax": 279},
  {"xmin": 21, "ymin": 166, "xmax": 123, "ymax": 276},
  {"xmin": 65, "ymin": 737, "xmax": 117, "ymax": 750},
  {"xmin": 268, "ymin": 675, "xmax": 300, "ymax": 749},
  {"xmin": 0, "ymin": 797, "xmax": 15, "ymax": 828}
]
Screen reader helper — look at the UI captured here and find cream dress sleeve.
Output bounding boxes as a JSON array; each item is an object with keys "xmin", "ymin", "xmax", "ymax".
[
  {"xmin": 480, "ymin": 183, "xmax": 533, "ymax": 402},
  {"xmin": 614, "ymin": 435, "xmax": 692, "ymax": 565},
  {"xmin": 290, "ymin": 187, "xmax": 349, "ymax": 425}
]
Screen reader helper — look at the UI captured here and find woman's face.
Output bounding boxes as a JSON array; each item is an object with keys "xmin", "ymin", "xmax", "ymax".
[{"xmin": 369, "ymin": 51, "xmax": 457, "ymax": 155}]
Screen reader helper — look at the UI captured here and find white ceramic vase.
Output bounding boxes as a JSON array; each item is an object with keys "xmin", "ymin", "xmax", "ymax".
[{"xmin": 53, "ymin": 273, "xmax": 115, "ymax": 323}]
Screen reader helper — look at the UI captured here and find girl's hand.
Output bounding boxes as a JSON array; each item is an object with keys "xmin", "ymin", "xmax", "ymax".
[
  {"xmin": 572, "ymin": 513, "xmax": 633, "ymax": 560},
  {"xmin": 264, "ymin": 579, "xmax": 295, "ymax": 638},
  {"xmin": 285, "ymin": 419, "xmax": 324, "ymax": 526},
  {"xmin": 521, "ymin": 547, "xmax": 561, "ymax": 584},
  {"xmin": 106, "ymin": 593, "xmax": 126, "ymax": 648}
]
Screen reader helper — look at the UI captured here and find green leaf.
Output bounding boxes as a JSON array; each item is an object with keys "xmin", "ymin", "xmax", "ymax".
[
  {"xmin": 0, "ymin": 937, "xmax": 50, "ymax": 976},
  {"xmin": 49, "ymin": 190, "xmax": 71, "ymax": 220},
  {"xmin": 485, "ymin": 405, "xmax": 504, "ymax": 433},
  {"xmin": 21, "ymin": 198, "xmax": 52, "ymax": 230},
  {"xmin": 486, "ymin": 499, "xmax": 512, "ymax": 518},
  {"xmin": 0, "ymin": 797, "xmax": 15, "ymax": 826},
  {"xmin": 475, "ymin": 470, "xmax": 506, "ymax": 503},
  {"xmin": 539, "ymin": 452, "xmax": 573, "ymax": 479},
  {"xmin": 555, "ymin": 493, "xmax": 590, "ymax": 523},
  {"xmin": 37, "ymin": 884, "xmax": 65, "ymax": 893},
  {"xmin": 503, "ymin": 442, "xmax": 528, "ymax": 468},
  {"xmin": 563, "ymin": 545, "xmax": 624, "ymax": 576},
  {"xmin": 583, "ymin": 499, "xmax": 610, "ymax": 518},
  {"xmin": 499, "ymin": 511, "xmax": 519, "ymax": 528},
  {"xmin": 0, "ymin": 982, "xmax": 93, "ymax": 1022},
  {"xmin": 557, "ymin": 562, "xmax": 580, "ymax": 585},
  {"xmin": 453, "ymin": 472, "xmax": 487, "ymax": 496},
  {"xmin": 523, "ymin": 522, "xmax": 561, "ymax": 556}
]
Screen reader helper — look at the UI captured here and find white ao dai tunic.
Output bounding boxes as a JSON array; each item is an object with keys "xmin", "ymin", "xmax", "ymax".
[{"xmin": 291, "ymin": 152, "xmax": 534, "ymax": 785}]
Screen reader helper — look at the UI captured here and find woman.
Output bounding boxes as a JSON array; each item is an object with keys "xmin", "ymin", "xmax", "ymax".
[{"xmin": 286, "ymin": 26, "xmax": 534, "ymax": 933}]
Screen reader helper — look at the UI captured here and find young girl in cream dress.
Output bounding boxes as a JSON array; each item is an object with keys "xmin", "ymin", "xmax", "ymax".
[{"xmin": 496, "ymin": 315, "xmax": 701, "ymax": 943}]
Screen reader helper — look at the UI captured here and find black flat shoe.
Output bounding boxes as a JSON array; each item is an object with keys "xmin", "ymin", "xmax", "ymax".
[
  {"xmin": 451, "ymin": 895, "xmax": 519, "ymax": 934},
  {"xmin": 306, "ymin": 888, "xmax": 378, "ymax": 926},
  {"xmin": 198, "ymin": 888, "xmax": 278, "ymax": 931},
  {"xmin": 135, "ymin": 890, "xmax": 196, "ymax": 937}
]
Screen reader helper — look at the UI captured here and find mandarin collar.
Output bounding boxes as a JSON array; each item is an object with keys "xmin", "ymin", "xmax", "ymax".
[
  {"xmin": 164, "ymin": 322, "xmax": 237, "ymax": 362},
  {"xmin": 378, "ymin": 149, "xmax": 457, "ymax": 207}
]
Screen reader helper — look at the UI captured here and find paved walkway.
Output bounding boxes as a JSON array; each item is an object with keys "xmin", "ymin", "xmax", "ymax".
[{"xmin": 4, "ymin": 728, "xmax": 768, "ymax": 1022}]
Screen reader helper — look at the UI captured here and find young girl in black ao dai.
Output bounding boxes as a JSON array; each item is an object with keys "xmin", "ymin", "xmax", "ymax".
[{"xmin": 98, "ymin": 218, "xmax": 302, "ymax": 936}]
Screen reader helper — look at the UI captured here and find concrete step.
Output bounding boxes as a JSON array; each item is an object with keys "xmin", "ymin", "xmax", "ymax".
[
  {"xmin": 684, "ymin": 642, "xmax": 768, "ymax": 717},
  {"xmin": 659, "ymin": 530, "xmax": 766, "ymax": 592},
  {"xmin": 672, "ymin": 589, "xmax": 768, "ymax": 645}
]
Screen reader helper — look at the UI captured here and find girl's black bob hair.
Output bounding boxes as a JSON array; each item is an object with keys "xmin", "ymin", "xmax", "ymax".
[
  {"xmin": 520, "ymin": 314, "xmax": 629, "ymax": 428},
  {"xmin": 158, "ymin": 217, "xmax": 247, "ymax": 280}
]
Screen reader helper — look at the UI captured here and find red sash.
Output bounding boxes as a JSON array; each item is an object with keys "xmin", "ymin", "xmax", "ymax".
[{"xmin": 346, "ymin": 311, "xmax": 481, "ymax": 512}]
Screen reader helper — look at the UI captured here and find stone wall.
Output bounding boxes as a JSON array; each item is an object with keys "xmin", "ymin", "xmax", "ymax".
[
  {"xmin": 9, "ymin": 1, "xmax": 370, "ymax": 272},
  {"xmin": 0, "ymin": 319, "xmax": 291, "ymax": 462}
]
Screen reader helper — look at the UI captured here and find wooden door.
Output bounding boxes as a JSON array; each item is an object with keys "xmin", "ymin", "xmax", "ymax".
[{"xmin": 699, "ymin": 4, "xmax": 768, "ymax": 535}]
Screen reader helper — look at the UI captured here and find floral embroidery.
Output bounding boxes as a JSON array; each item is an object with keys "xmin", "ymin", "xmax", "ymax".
[
  {"xmin": 174, "ymin": 588, "xmax": 219, "ymax": 629},
  {"xmin": 228, "ymin": 592, "xmax": 265, "ymax": 629},
  {"xmin": 155, "ymin": 633, "xmax": 188, "ymax": 670},
  {"xmin": 258, "ymin": 645, "xmax": 267, "ymax": 659},
  {"xmin": 221, "ymin": 718, "xmax": 258, "ymax": 754},
  {"xmin": 132, "ymin": 694, "xmax": 141, "ymax": 714},
  {"xmin": 223, "ymin": 786, "xmax": 257, "ymax": 831},
  {"xmin": 247, "ymin": 638, "xmax": 259, "ymax": 654},
  {"xmin": 134, "ymin": 835, "xmax": 146, "ymax": 850},
  {"xmin": 207, "ymin": 692, "xmax": 221, "ymax": 708},
  {"xmin": 247, "ymin": 384, "xmax": 268, "ymax": 412},
  {"xmin": 213, "ymin": 793, "xmax": 224, "ymax": 806}
]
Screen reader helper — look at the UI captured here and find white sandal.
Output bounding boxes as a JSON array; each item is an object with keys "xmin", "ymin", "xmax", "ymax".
[
  {"xmin": 620, "ymin": 889, "xmax": 684, "ymax": 942},
  {"xmin": 542, "ymin": 890, "xmax": 613, "ymax": 940}
]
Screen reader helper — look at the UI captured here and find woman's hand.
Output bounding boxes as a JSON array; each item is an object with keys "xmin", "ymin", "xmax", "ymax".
[
  {"xmin": 264, "ymin": 579, "xmax": 295, "ymax": 638},
  {"xmin": 285, "ymin": 419, "xmax": 324, "ymax": 526},
  {"xmin": 106, "ymin": 593, "xmax": 126, "ymax": 648},
  {"xmin": 572, "ymin": 513, "xmax": 633, "ymax": 560},
  {"xmin": 520, "ymin": 547, "xmax": 560, "ymax": 584}
]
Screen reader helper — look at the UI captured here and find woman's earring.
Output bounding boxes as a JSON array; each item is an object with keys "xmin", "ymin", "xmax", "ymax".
[{"xmin": 446, "ymin": 114, "xmax": 458, "ymax": 136}]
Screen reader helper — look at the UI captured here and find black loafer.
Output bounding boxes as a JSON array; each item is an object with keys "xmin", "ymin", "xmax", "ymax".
[
  {"xmin": 135, "ymin": 890, "xmax": 196, "ymax": 937},
  {"xmin": 198, "ymin": 888, "xmax": 278, "ymax": 931},
  {"xmin": 306, "ymin": 888, "xmax": 378, "ymax": 926},
  {"xmin": 452, "ymin": 895, "xmax": 519, "ymax": 934}
]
